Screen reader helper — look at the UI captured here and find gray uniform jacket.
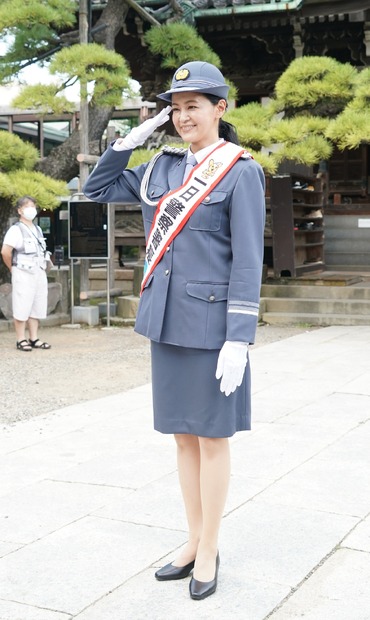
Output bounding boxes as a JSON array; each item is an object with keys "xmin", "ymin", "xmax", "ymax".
[{"xmin": 83, "ymin": 144, "xmax": 266, "ymax": 349}]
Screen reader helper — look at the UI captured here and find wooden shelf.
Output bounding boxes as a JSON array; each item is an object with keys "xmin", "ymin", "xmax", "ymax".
[
  {"xmin": 293, "ymin": 202, "xmax": 324, "ymax": 208},
  {"xmin": 295, "ymin": 242, "xmax": 325, "ymax": 248},
  {"xmin": 292, "ymin": 189, "xmax": 322, "ymax": 196},
  {"xmin": 294, "ymin": 229, "xmax": 324, "ymax": 234},
  {"xmin": 270, "ymin": 172, "xmax": 326, "ymax": 277},
  {"xmin": 295, "ymin": 261, "xmax": 325, "ymax": 275},
  {"xmin": 294, "ymin": 216, "xmax": 323, "ymax": 221}
]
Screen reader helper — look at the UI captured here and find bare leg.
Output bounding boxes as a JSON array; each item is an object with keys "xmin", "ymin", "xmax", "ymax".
[
  {"xmin": 28, "ymin": 317, "xmax": 39, "ymax": 342},
  {"xmin": 14, "ymin": 318, "xmax": 28, "ymax": 343},
  {"xmin": 173, "ymin": 433, "xmax": 202, "ymax": 567},
  {"xmin": 194, "ymin": 436, "xmax": 230, "ymax": 581}
]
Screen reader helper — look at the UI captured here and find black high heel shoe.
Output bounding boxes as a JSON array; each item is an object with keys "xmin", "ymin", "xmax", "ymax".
[
  {"xmin": 155, "ymin": 559, "xmax": 195, "ymax": 581},
  {"xmin": 189, "ymin": 552, "xmax": 220, "ymax": 600}
]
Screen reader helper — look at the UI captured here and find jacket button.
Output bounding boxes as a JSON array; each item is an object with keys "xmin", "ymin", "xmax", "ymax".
[
  {"xmin": 209, "ymin": 294, "xmax": 216, "ymax": 302},
  {"xmin": 166, "ymin": 246, "xmax": 170, "ymax": 252},
  {"xmin": 204, "ymin": 196, "xmax": 211, "ymax": 203},
  {"xmin": 165, "ymin": 269, "xmax": 170, "ymax": 275}
]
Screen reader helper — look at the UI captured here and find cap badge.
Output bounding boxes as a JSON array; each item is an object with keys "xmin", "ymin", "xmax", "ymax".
[{"xmin": 175, "ymin": 68, "xmax": 190, "ymax": 81}]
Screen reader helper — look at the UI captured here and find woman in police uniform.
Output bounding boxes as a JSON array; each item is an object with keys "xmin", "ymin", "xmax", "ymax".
[{"xmin": 84, "ymin": 61, "xmax": 265, "ymax": 600}]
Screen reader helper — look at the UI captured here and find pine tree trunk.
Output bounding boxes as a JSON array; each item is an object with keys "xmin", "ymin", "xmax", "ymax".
[{"xmin": 35, "ymin": 104, "xmax": 114, "ymax": 180}]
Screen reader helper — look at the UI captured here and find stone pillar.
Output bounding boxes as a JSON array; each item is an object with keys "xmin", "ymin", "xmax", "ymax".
[
  {"xmin": 133, "ymin": 263, "xmax": 144, "ymax": 297},
  {"xmin": 48, "ymin": 266, "xmax": 70, "ymax": 314}
]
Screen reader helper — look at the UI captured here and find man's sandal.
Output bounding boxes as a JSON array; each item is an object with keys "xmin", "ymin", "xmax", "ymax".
[
  {"xmin": 16, "ymin": 339, "xmax": 32, "ymax": 352},
  {"xmin": 29, "ymin": 339, "xmax": 51, "ymax": 350}
]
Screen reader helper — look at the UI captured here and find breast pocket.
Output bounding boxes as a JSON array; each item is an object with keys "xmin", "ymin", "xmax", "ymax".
[
  {"xmin": 143, "ymin": 183, "xmax": 167, "ymax": 225},
  {"xmin": 23, "ymin": 238, "xmax": 36, "ymax": 254},
  {"xmin": 189, "ymin": 191, "xmax": 226, "ymax": 232}
]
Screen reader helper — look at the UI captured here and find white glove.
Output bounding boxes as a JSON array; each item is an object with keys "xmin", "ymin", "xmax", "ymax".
[
  {"xmin": 113, "ymin": 106, "xmax": 172, "ymax": 151},
  {"xmin": 215, "ymin": 341, "xmax": 249, "ymax": 397}
]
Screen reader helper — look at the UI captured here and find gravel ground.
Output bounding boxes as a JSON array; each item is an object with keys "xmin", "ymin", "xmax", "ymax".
[{"xmin": 0, "ymin": 323, "xmax": 319, "ymax": 426}]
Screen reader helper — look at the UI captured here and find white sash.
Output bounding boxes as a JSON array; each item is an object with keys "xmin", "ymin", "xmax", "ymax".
[{"xmin": 141, "ymin": 141, "xmax": 249, "ymax": 294}]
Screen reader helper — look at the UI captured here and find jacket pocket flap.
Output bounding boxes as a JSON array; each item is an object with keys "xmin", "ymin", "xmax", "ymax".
[
  {"xmin": 148, "ymin": 183, "xmax": 166, "ymax": 200},
  {"xmin": 186, "ymin": 282, "xmax": 228, "ymax": 302},
  {"xmin": 201, "ymin": 191, "xmax": 227, "ymax": 206}
]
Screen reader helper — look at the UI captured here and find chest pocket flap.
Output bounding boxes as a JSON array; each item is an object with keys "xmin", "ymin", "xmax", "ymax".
[
  {"xmin": 189, "ymin": 191, "xmax": 226, "ymax": 231},
  {"xmin": 148, "ymin": 183, "xmax": 167, "ymax": 202},
  {"xmin": 144, "ymin": 183, "xmax": 167, "ymax": 224}
]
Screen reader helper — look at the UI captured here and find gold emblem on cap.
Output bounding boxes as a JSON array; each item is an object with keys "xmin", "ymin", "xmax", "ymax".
[{"xmin": 175, "ymin": 68, "xmax": 190, "ymax": 81}]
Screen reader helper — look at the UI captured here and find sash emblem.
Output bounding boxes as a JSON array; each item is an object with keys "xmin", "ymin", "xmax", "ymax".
[{"xmin": 201, "ymin": 159, "xmax": 222, "ymax": 179}]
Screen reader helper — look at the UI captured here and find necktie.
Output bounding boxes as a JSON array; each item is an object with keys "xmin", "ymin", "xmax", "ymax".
[{"xmin": 183, "ymin": 154, "xmax": 197, "ymax": 182}]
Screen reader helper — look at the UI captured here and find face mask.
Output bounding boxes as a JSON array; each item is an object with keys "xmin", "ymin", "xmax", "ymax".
[{"xmin": 22, "ymin": 206, "xmax": 37, "ymax": 221}]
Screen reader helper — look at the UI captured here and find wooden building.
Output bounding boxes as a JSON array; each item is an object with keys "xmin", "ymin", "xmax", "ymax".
[{"xmin": 113, "ymin": 1, "xmax": 370, "ymax": 101}]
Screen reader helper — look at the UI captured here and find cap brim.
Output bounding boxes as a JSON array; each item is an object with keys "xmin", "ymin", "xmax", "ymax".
[{"xmin": 157, "ymin": 85, "xmax": 229, "ymax": 102}]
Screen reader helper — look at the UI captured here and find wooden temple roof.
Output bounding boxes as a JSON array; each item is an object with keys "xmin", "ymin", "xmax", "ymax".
[{"xmin": 109, "ymin": 0, "xmax": 370, "ymax": 101}]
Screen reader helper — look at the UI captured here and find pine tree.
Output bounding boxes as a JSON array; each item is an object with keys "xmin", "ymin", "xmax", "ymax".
[
  {"xmin": 224, "ymin": 56, "xmax": 366, "ymax": 173},
  {"xmin": 0, "ymin": 132, "xmax": 67, "ymax": 283},
  {"xmin": 0, "ymin": 1, "xmax": 228, "ymax": 182},
  {"xmin": 0, "ymin": 0, "xmax": 132, "ymax": 182}
]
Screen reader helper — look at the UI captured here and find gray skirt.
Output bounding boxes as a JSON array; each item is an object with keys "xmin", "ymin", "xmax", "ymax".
[{"xmin": 151, "ymin": 341, "xmax": 251, "ymax": 438}]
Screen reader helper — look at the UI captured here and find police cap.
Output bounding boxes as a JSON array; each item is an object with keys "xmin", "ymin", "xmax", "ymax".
[{"xmin": 157, "ymin": 61, "xmax": 229, "ymax": 102}]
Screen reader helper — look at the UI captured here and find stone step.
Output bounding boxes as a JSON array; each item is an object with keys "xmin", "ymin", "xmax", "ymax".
[
  {"xmin": 323, "ymin": 265, "xmax": 370, "ymax": 272},
  {"xmin": 116, "ymin": 295, "xmax": 139, "ymax": 319},
  {"xmin": 325, "ymin": 252, "xmax": 370, "ymax": 267},
  {"xmin": 261, "ymin": 284, "xmax": 370, "ymax": 300},
  {"xmin": 260, "ymin": 311, "xmax": 370, "ymax": 326},
  {"xmin": 88, "ymin": 268, "xmax": 134, "ymax": 281},
  {"xmin": 263, "ymin": 297, "xmax": 370, "ymax": 316},
  {"xmin": 89, "ymin": 268, "xmax": 134, "ymax": 294},
  {"xmin": 260, "ymin": 280, "xmax": 370, "ymax": 326},
  {"xmin": 100, "ymin": 316, "xmax": 136, "ymax": 327}
]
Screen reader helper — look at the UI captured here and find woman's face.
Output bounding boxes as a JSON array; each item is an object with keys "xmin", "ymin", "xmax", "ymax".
[{"xmin": 171, "ymin": 92, "xmax": 226, "ymax": 152}]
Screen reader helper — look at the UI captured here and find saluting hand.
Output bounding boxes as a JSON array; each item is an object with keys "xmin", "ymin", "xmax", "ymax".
[{"xmin": 113, "ymin": 106, "xmax": 172, "ymax": 151}]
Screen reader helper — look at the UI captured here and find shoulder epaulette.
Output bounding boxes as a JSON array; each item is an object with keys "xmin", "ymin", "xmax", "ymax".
[
  {"xmin": 161, "ymin": 145, "xmax": 187, "ymax": 156},
  {"xmin": 241, "ymin": 150, "xmax": 254, "ymax": 160}
]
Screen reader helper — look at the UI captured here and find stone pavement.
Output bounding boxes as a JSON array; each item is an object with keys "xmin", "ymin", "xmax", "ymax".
[{"xmin": 1, "ymin": 326, "xmax": 370, "ymax": 620}]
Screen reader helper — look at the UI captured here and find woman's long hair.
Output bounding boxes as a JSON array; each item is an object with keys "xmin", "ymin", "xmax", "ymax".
[{"xmin": 204, "ymin": 94, "xmax": 240, "ymax": 146}]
